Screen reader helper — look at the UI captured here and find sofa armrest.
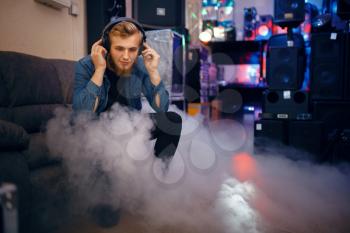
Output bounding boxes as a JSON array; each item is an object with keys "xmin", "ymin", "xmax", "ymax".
[{"xmin": 0, "ymin": 119, "xmax": 30, "ymax": 150}]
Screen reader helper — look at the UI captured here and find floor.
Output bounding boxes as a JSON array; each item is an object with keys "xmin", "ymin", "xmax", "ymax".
[
  {"xmin": 54, "ymin": 108, "xmax": 255, "ymax": 233},
  {"xmin": 57, "ymin": 213, "xmax": 198, "ymax": 233},
  {"xmin": 51, "ymin": 105, "xmax": 350, "ymax": 233}
]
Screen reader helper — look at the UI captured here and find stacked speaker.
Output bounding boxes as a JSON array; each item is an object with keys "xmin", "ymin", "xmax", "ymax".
[
  {"xmin": 255, "ymin": 0, "xmax": 350, "ymax": 161},
  {"xmin": 309, "ymin": 0, "xmax": 350, "ymax": 161},
  {"xmin": 255, "ymin": 0, "xmax": 324, "ymax": 159},
  {"xmin": 132, "ymin": 0, "xmax": 185, "ymax": 29},
  {"xmin": 255, "ymin": 33, "xmax": 322, "ymax": 156},
  {"xmin": 309, "ymin": 31, "xmax": 350, "ymax": 160}
]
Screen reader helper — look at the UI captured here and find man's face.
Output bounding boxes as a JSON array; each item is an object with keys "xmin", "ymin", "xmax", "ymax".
[{"xmin": 109, "ymin": 33, "xmax": 141, "ymax": 76}]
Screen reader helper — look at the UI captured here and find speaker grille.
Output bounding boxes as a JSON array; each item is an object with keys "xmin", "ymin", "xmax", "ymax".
[
  {"xmin": 310, "ymin": 33, "xmax": 344, "ymax": 100},
  {"xmin": 267, "ymin": 47, "xmax": 304, "ymax": 90}
]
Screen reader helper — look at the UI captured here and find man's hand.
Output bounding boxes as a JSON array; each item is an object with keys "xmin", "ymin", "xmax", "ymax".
[
  {"xmin": 142, "ymin": 43, "xmax": 161, "ymax": 107},
  {"xmin": 91, "ymin": 39, "xmax": 108, "ymax": 71},
  {"xmin": 90, "ymin": 39, "xmax": 107, "ymax": 87},
  {"xmin": 142, "ymin": 43, "xmax": 160, "ymax": 75}
]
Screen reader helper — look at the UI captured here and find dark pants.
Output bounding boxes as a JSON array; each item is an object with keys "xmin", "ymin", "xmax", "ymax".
[{"xmin": 149, "ymin": 111, "xmax": 182, "ymax": 160}]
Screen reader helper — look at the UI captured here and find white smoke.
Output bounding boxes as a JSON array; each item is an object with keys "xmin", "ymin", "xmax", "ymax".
[
  {"xmin": 46, "ymin": 104, "xmax": 350, "ymax": 233},
  {"xmin": 251, "ymin": 154, "xmax": 350, "ymax": 233},
  {"xmin": 215, "ymin": 178, "xmax": 260, "ymax": 233}
]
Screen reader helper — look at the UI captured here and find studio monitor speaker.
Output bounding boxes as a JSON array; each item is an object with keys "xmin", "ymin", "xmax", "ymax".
[
  {"xmin": 274, "ymin": 0, "xmax": 305, "ymax": 28},
  {"xmin": 310, "ymin": 32, "xmax": 345, "ymax": 100},
  {"xmin": 255, "ymin": 119, "xmax": 287, "ymax": 144},
  {"xmin": 267, "ymin": 46, "xmax": 305, "ymax": 90},
  {"xmin": 263, "ymin": 89, "xmax": 310, "ymax": 120},
  {"xmin": 133, "ymin": 0, "xmax": 185, "ymax": 29},
  {"xmin": 288, "ymin": 120, "xmax": 325, "ymax": 155}
]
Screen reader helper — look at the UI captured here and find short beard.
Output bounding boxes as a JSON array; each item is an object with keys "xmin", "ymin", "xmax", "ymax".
[
  {"xmin": 116, "ymin": 67, "xmax": 133, "ymax": 77},
  {"xmin": 107, "ymin": 55, "xmax": 135, "ymax": 77}
]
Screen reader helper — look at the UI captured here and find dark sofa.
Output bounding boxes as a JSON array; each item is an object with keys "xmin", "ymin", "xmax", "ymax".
[{"xmin": 0, "ymin": 51, "xmax": 76, "ymax": 233}]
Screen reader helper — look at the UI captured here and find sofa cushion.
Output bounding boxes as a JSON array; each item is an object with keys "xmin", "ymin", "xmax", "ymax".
[
  {"xmin": 51, "ymin": 59, "xmax": 76, "ymax": 104},
  {"xmin": 0, "ymin": 51, "xmax": 63, "ymax": 107},
  {"xmin": 0, "ymin": 104, "xmax": 64, "ymax": 133},
  {"xmin": 0, "ymin": 119, "xmax": 30, "ymax": 150},
  {"xmin": 22, "ymin": 132, "xmax": 61, "ymax": 170}
]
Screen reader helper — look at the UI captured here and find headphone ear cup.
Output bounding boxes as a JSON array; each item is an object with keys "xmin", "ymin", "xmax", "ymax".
[
  {"xmin": 102, "ymin": 35, "xmax": 109, "ymax": 52},
  {"xmin": 138, "ymin": 44, "xmax": 144, "ymax": 56},
  {"xmin": 138, "ymin": 37, "xmax": 147, "ymax": 56}
]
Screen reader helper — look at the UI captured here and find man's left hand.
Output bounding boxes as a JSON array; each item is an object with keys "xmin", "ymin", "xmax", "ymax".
[{"xmin": 142, "ymin": 43, "xmax": 160, "ymax": 75}]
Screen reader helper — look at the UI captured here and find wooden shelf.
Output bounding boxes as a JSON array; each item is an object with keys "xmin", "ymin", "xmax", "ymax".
[{"xmin": 209, "ymin": 40, "xmax": 266, "ymax": 52}]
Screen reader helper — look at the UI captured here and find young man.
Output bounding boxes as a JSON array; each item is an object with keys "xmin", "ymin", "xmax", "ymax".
[{"xmin": 73, "ymin": 17, "xmax": 182, "ymax": 161}]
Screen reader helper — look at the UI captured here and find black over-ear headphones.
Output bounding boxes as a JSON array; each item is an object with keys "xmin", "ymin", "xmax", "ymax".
[{"xmin": 101, "ymin": 17, "xmax": 147, "ymax": 53}]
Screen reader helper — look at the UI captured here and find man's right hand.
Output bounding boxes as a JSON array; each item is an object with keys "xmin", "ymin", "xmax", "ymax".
[
  {"xmin": 91, "ymin": 39, "xmax": 107, "ymax": 71},
  {"xmin": 90, "ymin": 39, "xmax": 107, "ymax": 88}
]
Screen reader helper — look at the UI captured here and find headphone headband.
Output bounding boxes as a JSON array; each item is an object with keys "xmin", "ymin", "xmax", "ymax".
[{"xmin": 102, "ymin": 17, "xmax": 146, "ymax": 51}]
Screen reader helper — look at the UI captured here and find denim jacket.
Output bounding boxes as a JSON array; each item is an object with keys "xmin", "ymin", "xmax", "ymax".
[{"xmin": 72, "ymin": 55, "xmax": 169, "ymax": 114}]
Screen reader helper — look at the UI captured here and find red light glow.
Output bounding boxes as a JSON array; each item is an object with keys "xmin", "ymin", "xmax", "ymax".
[
  {"xmin": 257, "ymin": 25, "xmax": 269, "ymax": 37},
  {"xmin": 232, "ymin": 152, "xmax": 257, "ymax": 182}
]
